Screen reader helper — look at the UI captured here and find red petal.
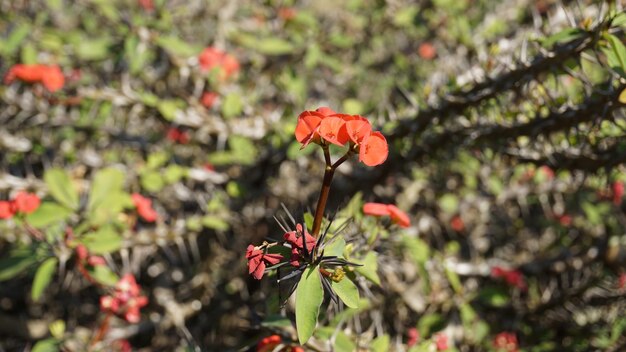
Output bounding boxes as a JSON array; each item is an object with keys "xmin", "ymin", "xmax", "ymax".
[
  {"xmin": 387, "ymin": 205, "xmax": 410, "ymax": 228},
  {"xmin": 359, "ymin": 131, "xmax": 388, "ymax": 166},
  {"xmin": 252, "ymin": 260, "xmax": 266, "ymax": 280},
  {"xmin": 12, "ymin": 191, "xmax": 41, "ymax": 214},
  {"xmin": 345, "ymin": 119, "xmax": 371, "ymax": 144},
  {"xmin": 41, "ymin": 65, "xmax": 64, "ymax": 92},
  {"xmin": 363, "ymin": 202, "xmax": 390, "ymax": 216},
  {"xmin": 0, "ymin": 201, "xmax": 15, "ymax": 219},
  {"xmin": 315, "ymin": 106, "xmax": 336, "ymax": 116},
  {"xmin": 319, "ymin": 116, "xmax": 349, "ymax": 146},
  {"xmin": 295, "ymin": 111, "xmax": 323, "ymax": 146}
]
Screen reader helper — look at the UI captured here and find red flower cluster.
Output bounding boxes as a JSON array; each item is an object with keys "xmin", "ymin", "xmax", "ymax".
[
  {"xmin": 450, "ymin": 215, "xmax": 465, "ymax": 232},
  {"xmin": 100, "ymin": 274, "xmax": 148, "ymax": 323},
  {"xmin": 283, "ymin": 223, "xmax": 317, "ymax": 266},
  {"xmin": 0, "ymin": 191, "xmax": 41, "ymax": 220},
  {"xmin": 612, "ymin": 181, "xmax": 624, "ymax": 205},
  {"xmin": 434, "ymin": 332, "xmax": 448, "ymax": 351},
  {"xmin": 256, "ymin": 334, "xmax": 303, "ymax": 352},
  {"xmin": 76, "ymin": 244, "xmax": 106, "ymax": 267},
  {"xmin": 198, "ymin": 47, "xmax": 240, "ymax": 81},
  {"xmin": 166, "ymin": 127, "xmax": 190, "ymax": 144},
  {"xmin": 407, "ymin": 328, "xmax": 420, "ymax": 347},
  {"xmin": 618, "ymin": 272, "xmax": 626, "ymax": 290},
  {"xmin": 493, "ymin": 332, "xmax": 519, "ymax": 352},
  {"xmin": 295, "ymin": 107, "xmax": 389, "ymax": 166},
  {"xmin": 418, "ymin": 42, "xmax": 437, "ymax": 60},
  {"xmin": 246, "ymin": 245, "xmax": 283, "ymax": 280},
  {"xmin": 131, "ymin": 193, "xmax": 158, "ymax": 222},
  {"xmin": 491, "ymin": 266, "xmax": 527, "ymax": 290},
  {"xmin": 201, "ymin": 92, "xmax": 219, "ymax": 109},
  {"xmin": 4, "ymin": 64, "xmax": 64, "ymax": 92},
  {"xmin": 363, "ymin": 202, "xmax": 411, "ymax": 228}
]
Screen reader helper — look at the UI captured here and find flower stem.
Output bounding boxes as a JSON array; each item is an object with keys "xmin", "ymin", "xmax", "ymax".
[{"xmin": 311, "ymin": 147, "xmax": 353, "ymax": 238}]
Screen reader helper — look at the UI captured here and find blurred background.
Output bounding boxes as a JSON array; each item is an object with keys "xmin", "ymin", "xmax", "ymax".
[{"xmin": 1, "ymin": 0, "xmax": 626, "ymax": 351}]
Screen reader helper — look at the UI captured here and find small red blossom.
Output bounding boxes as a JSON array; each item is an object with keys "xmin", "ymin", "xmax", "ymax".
[
  {"xmin": 198, "ymin": 47, "xmax": 240, "ymax": 81},
  {"xmin": 4, "ymin": 64, "xmax": 65, "ymax": 92},
  {"xmin": 12, "ymin": 191, "xmax": 41, "ymax": 214},
  {"xmin": 295, "ymin": 110, "xmax": 325, "ymax": 147},
  {"xmin": 493, "ymin": 332, "xmax": 519, "ymax": 352},
  {"xmin": 113, "ymin": 339, "xmax": 132, "ymax": 352},
  {"xmin": 537, "ymin": 166, "xmax": 554, "ymax": 180},
  {"xmin": 491, "ymin": 266, "xmax": 527, "ymax": 290},
  {"xmin": 0, "ymin": 201, "xmax": 15, "ymax": 219},
  {"xmin": 278, "ymin": 7, "xmax": 297, "ymax": 21},
  {"xmin": 359, "ymin": 131, "xmax": 388, "ymax": 167},
  {"xmin": 257, "ymin": 334, "xmax": 282, "ymax": 352},
  {"xmin": 283, "ymin": 224, "xmax": 316, "ymax": 266},
  {"xmin": 100, "ymin": 274, "xmax": 149, "ymax": 323},
  {"xmin": 131, "ymin": 193, "xmax": 158, "ymax": 222},
  {"xmin": 318, "ymin": 116, "xmax": 349, "ymax": 146},
  {"xmin": 434, "ymin": 333, "xmax": 448, "ymax": 351},
  {"xmin": 363, "ymin": 202, "xmax": 411, "ymax": 228},
  {"xmin": 166, "ymin": 127, "xmax": 190, "ymax": 144},
  {"xmin": 612, "ymin": 181, "xmax": 624, "ymax": 205},
  {"xmin": 556, "ymin": 214, "xmax": 572, "ymax": 226},
  {"xmin": 246, "ymin": 245, "xmax": 283, "ymax": 280},
  {"xmin": 407, "ymin": 328, "xmax": 420, "ymax": 347},
  {"xmin": 138, "ymin": 0, "xmax": 154, "ymax": 11},
  {"xmin": 450, "ymin": 215, "xmax": 465, "ymax": 232},
  {"xmin": 201, "ymin": 92, "xmax": 219, "ymax": 109},
  {"xmin": 418, "ymin": 42, "xmax": 437, "ymax": 60},
  {"xmin": 618, "ymin": 272, "xmax": 626, "ymax": 290}
]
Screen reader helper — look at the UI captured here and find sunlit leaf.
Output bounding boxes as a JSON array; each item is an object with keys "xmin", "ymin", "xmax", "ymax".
[
  {"xmin": 44, "ymin": 168, "xmax": 79, "ymax": 210},
  {"xmin": 31, "ymin": 257, "xmax": 58, "ymax": 302},
  {"xmin": 296, "ymin": 265, "xmax": 323, "ymax": 344}
]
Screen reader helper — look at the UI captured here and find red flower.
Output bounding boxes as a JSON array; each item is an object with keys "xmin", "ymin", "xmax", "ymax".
[
  {"xmin": 315, "ymin": 106, "xmax": 336, "ymax": 116},
  {"xmin": 278, "ymin": 7, "xmax": 297, "ymax": 21},
  {"xmin": 283, "ymin": 224, "xmax": 317, "ymax": 266},
  {"xmin": 138, "ymin": 0, "xmax": 154, "ymax": 11},
  {"xmin": 100, "ymin": 274, "xmax": 149, "ymax": 323},
  {"xmin": 407, "ymin": 328, "xmax": 420, "ymax": 347},
  {"xmin": 345, "ymin": 117, "xmax": 372, "ymax": 144},
  {"xmin": 618, "ymin": 273, "xmax": 626, "ymax": 290},
  {"xmin": 113, "ymin": 339, "xmax": 132, "ymax": 352},
  {"xmin": 363, "ymin": 202, "xmax": 411, "ymax": 228},
  {"xmin": 434, "ymin": 333, "xmax": 448, "ymax": 351},
  {"xmin": 131, "ymin": 193, "xmax": 158, "ymax": 222},
  {"xmin": 12, "ymin": 191, "xmax": 40, "ymax": 214},
  {"xmin": 318, "ymin": 116, "xmax": 349, "ymax": 146},
  {"xmin": 201, "ymin": 92, "xmax": 219, "ymax": 109},
  {"xmin": 612, "ymin": 181, "xmax": 624, "ymax": 205},
  {"xmin": 358, "ymin": 131, "xmax": 388, "ymax": 166},
  {"xmin": 450, "ymin": 215, "xmax": 465, "ymax": 232},
  {"xmin": 491, "ymin": 266, "xmax": 527, "ymax": 290},
  {"xmin": 5, "ymin": 64, "xmax": 65, "ymax": 92},
  {"xmin": 418, "ymin": 42, "xmax": 437, "ymax": 60},
  {"xmin": 295, "ymin": 110, "xmax": 325, "ymax": 147},
  {"xmin": 493, "ymin": 332, "xmax": 519, "ymax": 352},
  {"xmin": 257, "ymin": 335, "xmax": 282, "ymax": 352},
  {"xmin": 556, "ymin": 214, "xmax": 571, "ymax": 226},
  {"xmin": 166, "ymin": 127, "xmax": 190, "ymax": 144},
  {"xmin": 198, "ymin": 47, "xmax": 239, "ymax": 81},
  {"xmin": 537, "ymin": 166, "xmax": 554, "ymax": 180},
  {"xmin": 0, "ymin": 201, "xmax": 15, "ymax": 219},
  {"xmin": 246, "ymin": 245, "xmax": 283, "ymax": 280}
]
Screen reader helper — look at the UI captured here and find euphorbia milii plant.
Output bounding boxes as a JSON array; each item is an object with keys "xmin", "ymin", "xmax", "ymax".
[{"xmin": 245, "ymin": 107, "xmax": 390, "ymax": 344}]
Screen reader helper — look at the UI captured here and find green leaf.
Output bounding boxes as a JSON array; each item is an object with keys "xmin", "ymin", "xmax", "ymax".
[
  {"xmin": 202, "ymin": 216, "xmax": 229, "ymax": 231},
  {"xmin": 418, "ymin": 313, "xmax": 445, "ymax": 337},
  {"xmin": 31, "ymin": 338, "xmax": 59, "ymax": 352},
  {"xmin": 26, "ymin": 202, "xmax": 73, "ymax": 228},
  {"xmin": 31, "ymin": 257, "xmax": 58, "ymax": 302},
  {"xmin": 87, "ymin": 192, "xmax": 132, "ymax": 226},
  {"xmin": 342, "ymin": 98, "xmax": 364, "ymax": 115},
  {"xmin": 157, "ymin": 100, "xmax": 182, "ymax": 121},
  {"xmin": 371, "ymin": 334, "xmax": 390, "ymax": 352},
  {"xmin": 44, "ymin": 168, "xmax": 79, "ymax": 210},
  {"xmin": 402, "ymin": 235, "xmax": 430, "ymax": 265},
  {"xmin": 2, "ymin": 23, "xmax": 30, "ymax": 56},
  {"xmin": 604, "ymin": 33, "xmax": 626, "ymax": 77},
  {"xmin": 164, "ymin": 164, "xmax": 186, "ymax": 184},
  {"xmin": 540, "ymin": 28, "xmax": 584, "ymax": 48},
  {"xmin": 141, "ymin": 170, "xmax": 165, "ymax": 193},
  {"xmin": 439, "ymin": 193, "xmax": 458, "ymax": 214},
  {"xmin": 303, "ymin": 212, "xmax": 314, "ymax": 232},
  {"xmin": 445, "ymin": 267, "xmax": 463, "ymax": 294},
  {"xmin": 76, "ymin": 37, "xmax": 111, "ymax": 61},
  {"xmin": 255, "ymin": 38, "xmax": 295, "ymax": 55},
  {"xmin": 89, "ymin": 264, "xmax": 119, "ymax": 286},
  {"xmin": 261, "ymin": 315, "xmax": 292, "ymax": 328},
  {"xmin": 478, "ymin": 286, "xmax": 510, "ymax": 307},
  {"xmin": 331, "ymin": 277, "xmax": 360, "ymax": 308},
  {"xmin": 229, "ymin": 135, "xmax": 258, "ymax": 165},
  {"xmin": 88, "ymin": 168, "xmax": 125, "ymax": 212},
  {"xmin": 355, "ymin": 252, "xmax": 380, "ymax": 285},
  {"xmin": 156, "ymin": 35, "xmax": 202, "ymax": 57},
  {"xmin": 80, "ymin": 226, "xmax": 123, "ymax": 254},
  {"xmin": 221, "ymin": 93, "xmax": 243, "ymax": 119},
  {"xmin": 296, "ymin": 265, "xmax": 324, "ymax": 344},
  {"xmin": 0, "ymin": 250, "xmax": 38, "ymax": 281},
  {"xmin": 333, "ymin": 331, "xmax": 355, "ymax": 352},
  {"xmin": 323, "ymin": 238, "xmax": 346, "ymax": 257}
]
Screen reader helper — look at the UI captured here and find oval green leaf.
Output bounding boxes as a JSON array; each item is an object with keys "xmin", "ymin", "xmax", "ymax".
[
  {"xmin": 330, "ymin": 277, "xmax": 360, "ymax": 308},
  {"xmin": 296, "ymin": 265, "xmax": 323, "ymax": 344},
  {"xmin": 44, "ymin": 168, "xmax": 79, "ymax": 210},
  {"xmin": 31, "ymin": 257, "xmax": 58, "ymax": 302}
]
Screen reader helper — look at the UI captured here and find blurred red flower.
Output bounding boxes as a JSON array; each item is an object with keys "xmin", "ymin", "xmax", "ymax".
[
  {"xmin": 612, "ymin": 181, "xmax": 623, "ymax": 205},
  {"xmin": 359, "ymin": 131, "xmax": 388, "ymax": 166},
  {"xmin": 131, "ymin": 193, "xmax": 158, "ymax": 222},
  {"xmin": 493, "ymin": 332, "xmax": 519, "ymax": 352},
  {"xmin": 4, "ymin": 64, "xmax": 65, "ymax": 92},
  {"xmin": 201, "ymin": 92, "xmax": 219, "ymax": 109},
  {"xmin": 100, "ymin": 274, "xmax": 148, "ymax": 323},
  {"xmin": 0, "ymin": 201, "xmax": 14, "ymax": 219},
  {"xmin": 618, "ymin": 272, "xmax": 626, "ymax": 290},
  {"xmin": 450, "ymin": 215, "xmax": 465, "ymax": 232},
  {"xmin": 12, "ymin": 191, "xmax": 41, "ymax": 214},
  {"xmin": 407, "ymin": 327, "xmax": 420, "ymax": 347},
  {"xmin": 166, "ymin": 127, "xmax": 190, "ymax": 144},
  {"xmin": 138, "ymin": 0, "xmax": 154, "ymax": 11},
  {"xmin": 246, "ymin": 245, "xmax": 283, "ymax": 280},
  {"xmin": 363, "ymin": 202, "xmax": 411, "ymax": 228},
  {"xmin": 434, "ymin": 332, "xmax": 448, "ymax": 351},
  {"xmin": 418, "ymin": 42, "xmax": 437, "ymax": 60},
  {"xmin": 278, "ymin": 7, "xmax": 297, "ymax": 21},
  {"xmin": 199, "ymin": 47, "xmax": 240, "ymax": 81},
  {"xmin": 491, "ymin": 266, "xmax": 527, "ymax": 290},
  {"xmin": 257, "ymin": 334, "xmax": 282, "ymax": 352}
]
